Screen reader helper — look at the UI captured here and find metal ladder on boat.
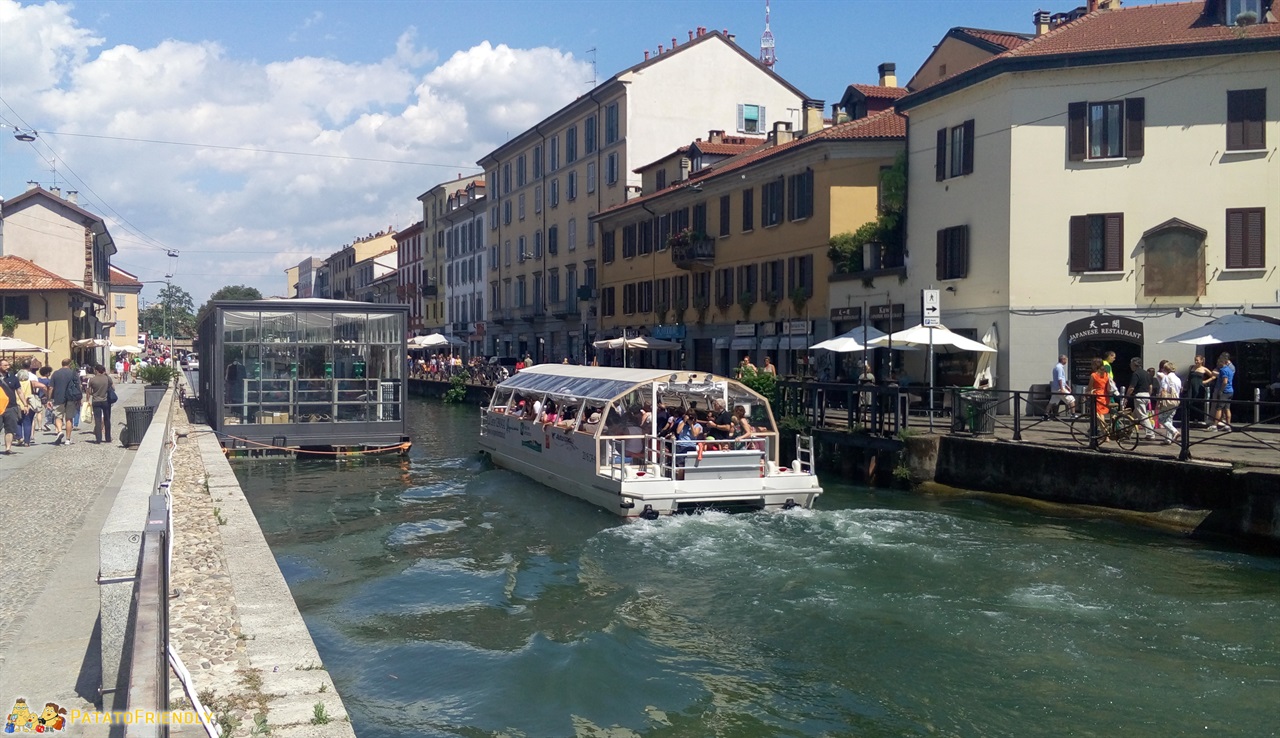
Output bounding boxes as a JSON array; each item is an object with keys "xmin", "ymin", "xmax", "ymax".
[{"xmin": 795, "ymin": 434, "xmax": 816, "ymax": 475}]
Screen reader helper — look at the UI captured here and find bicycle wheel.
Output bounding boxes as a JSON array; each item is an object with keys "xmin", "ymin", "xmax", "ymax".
[
  {"xmin": 1113, "ymin": 414, "xmax": 1140, "ymax": 451},
  {"xmin": 1069, "ymin": 415, "xmax": 1103, "ymax": 448}
]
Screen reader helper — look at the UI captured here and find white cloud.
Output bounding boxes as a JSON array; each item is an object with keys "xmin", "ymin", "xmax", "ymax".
[{"xmin": 0, "ymin": 1, "xmax": 593, "ymax": 300}]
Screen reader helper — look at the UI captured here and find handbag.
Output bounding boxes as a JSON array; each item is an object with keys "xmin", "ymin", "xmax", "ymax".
[{"xmin": 107, "ymin": 382, "xmax": 118, "ymax": 405}]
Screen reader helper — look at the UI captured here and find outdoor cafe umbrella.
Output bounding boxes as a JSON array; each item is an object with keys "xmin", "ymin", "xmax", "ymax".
[
  {"xmin": 73, "ymin": 338, "xmax": 111, "ymax": 348},
  {"xmin": 108, "ymin": 343, "xmax": 143, "ymax": 353},
  {"xmin": 409, "ymin": 333, "xmax": 464, "ymax": 348},
  {"xmin": 808, "ymin": 325, "xmax": 890, "ymax": 353},
  {"xmin": 1158, "ymin": 313, "xmax": 1280, "ymax": 345},
  {"xmin": 971, "ymin": 323, "xmax": 999, "ymax": 389},
  {"xmin": 0, "ymin": 336, "xmax": 50, "ymax": 353},
  {"xmin": 869, "ymin": 323, "xmax": 997, "ymax": 430},
  {"xmin": 593, "ymin": 334, "xmax": 680, "ymax": 367}
]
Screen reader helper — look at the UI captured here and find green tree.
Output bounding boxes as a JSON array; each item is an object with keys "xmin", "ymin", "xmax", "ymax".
[
  {"xmin": 196, "ymin": 285, "xmax": 264, "ymax": 327},
  {"xmin": 828, "ymin": 150, "xmax": 907, "ymax": 274},
  {"xmin": 140, "ymin": 283, "xmax": 196, "ymax": 339}
]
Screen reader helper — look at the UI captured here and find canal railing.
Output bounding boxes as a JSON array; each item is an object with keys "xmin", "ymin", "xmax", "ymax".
[{"xmin": 778, "ymin": 380, "xmax": 1280, "ymax": 466}]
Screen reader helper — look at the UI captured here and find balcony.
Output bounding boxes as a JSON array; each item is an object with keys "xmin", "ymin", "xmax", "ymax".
[
  {"xmin": 421, "ymin": 283, "xmax": 439, "ymax": 298},
  {"xmin": 550, "ymin": 299, "xmax": 581, "ymax": 319},
  {"xmin": 577, "ymin": 285, "xmax": 597, "ymax": 302},
  {"xmin": 520, "ymin": 304, "xmax": 545, "ymax": 321},
  {"xmin": 452, "ymin": 321, "xmax": 469, "ymax": 333},
  {"xmin": 671, "ymin": 236, "xmax": 716, "ymax": 271},
  {"xmin": 492, "ymin": 308, "xmax": 512, "ymax": 325}
]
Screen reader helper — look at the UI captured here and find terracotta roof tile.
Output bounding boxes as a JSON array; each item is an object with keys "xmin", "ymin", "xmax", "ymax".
[
  {"xmin": 848, "ymin": 84, "xmax": 910, "ymax": 101},
  {"xmin": 954, "ymin": 27, "xmax": 1033, "ymax": 51},
  {"xmin": 0, "ymin": 256, "xmax": 80, "ymax": 291},
  {"xmin": 693, "ymin": 138, "xmax": 766, "ymax": 155},
  {"xmin": 108, "ymin": 265, "xmax": 142, "ymax": 287}
]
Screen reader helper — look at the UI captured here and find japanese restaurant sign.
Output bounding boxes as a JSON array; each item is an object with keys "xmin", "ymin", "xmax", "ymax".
[{"xmin": 1064, "ymin": 315, "xmax": 1144, "ymax": 345}]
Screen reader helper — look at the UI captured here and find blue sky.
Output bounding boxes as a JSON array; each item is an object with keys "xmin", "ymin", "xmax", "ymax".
[{"xmin": 0, "ymin": 0, "xmax": 1178, "ymax": 302}]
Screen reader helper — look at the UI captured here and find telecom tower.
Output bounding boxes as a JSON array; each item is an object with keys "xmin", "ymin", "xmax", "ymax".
[{"xmin": 760, "ymin": 0, "xmax": 776, "ymax": 68}]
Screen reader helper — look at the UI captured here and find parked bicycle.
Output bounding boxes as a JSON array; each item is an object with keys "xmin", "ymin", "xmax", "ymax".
[{"xmin": 1069, "ymin": 404, "xmax": 1140, "ymax": 451}]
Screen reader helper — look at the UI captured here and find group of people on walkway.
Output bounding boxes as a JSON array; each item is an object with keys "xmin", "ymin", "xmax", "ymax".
[
  {"xmin": 1046, "ymin": 351, "xmax": 1237, "ymax": 444},
  {"xmin": 0, "ymin": 356, "xmax": 119, "ymax": 452}
]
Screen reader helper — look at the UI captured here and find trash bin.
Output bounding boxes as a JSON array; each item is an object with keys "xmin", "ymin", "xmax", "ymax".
[
  {"xmin": 124, "ymin": 405, "xmax": 156, "ymax": 448},
  {"xmin": 956, "ymin": 390, "xmax": 997, "ymax": 434}
]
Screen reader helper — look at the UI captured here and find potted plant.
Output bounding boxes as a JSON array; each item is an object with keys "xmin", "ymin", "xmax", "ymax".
[
  {"xmin": 790, "ymin": 286, "xmax": 810, "ymax": 316},
  {"xmin": 1, "ymin": 314, "xmax": 17, "ymax": 337},
  {"xmin": 655, "ymin": 300, "xmax": 670, "ymax": 325},
  {"xmin": 692, "ymin": 294, "xmax": 710, "ymax": 325},
  {"xmin": 137, "ymin": 362, "xmax": 177, "ymax": 408},
  {"xmin": 763, "ymin": 289, "xmax": 782, "ymax": 318},
  {"xmin": 738, "ymin": 291, "xmax": 757, "ymax": 321}
]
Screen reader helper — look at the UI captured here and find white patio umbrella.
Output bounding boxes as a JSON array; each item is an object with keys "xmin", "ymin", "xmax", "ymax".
[
  {"xmin": 409, "ymin": 333, "xmax": 462, "ymax": 348},
  {"xmin": 592, "ymin": 335, "xmax": 681, "ymax": 350},
  {"xmin": 808, "ymin": 325, "xmax": 890, "ymax": 352},
  {"xmin": 971, "ymin": 324, "xmax": 999, "ymax": 388},
  {"xmin": 870, "ymin": 323, "xmax": 997, "ymax": 430},
  {"xmin": 108, "ymin": 344, "xmax": 142, "ymax": 353},
  {"xmin": 1158, "ymin": 313, "xmax": 1280, "ymax": 345},
  {"xmin": 0, "ymin": 336, "xmax": 50, "ymax": 353},
  {"xmin": 72, "ymin": 338, "xmax": 111, "ymax": 348}
]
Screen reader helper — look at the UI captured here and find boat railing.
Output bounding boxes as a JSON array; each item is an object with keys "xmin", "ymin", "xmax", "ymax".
[{"xmin": 597, "ymin": 434, "xmax": 775, "ymax": 481}]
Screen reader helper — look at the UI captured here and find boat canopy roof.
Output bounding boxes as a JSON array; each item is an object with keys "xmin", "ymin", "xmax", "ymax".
[{"xmin": 495, "ymin": 365, "xmax": 757, "ymax": 405}]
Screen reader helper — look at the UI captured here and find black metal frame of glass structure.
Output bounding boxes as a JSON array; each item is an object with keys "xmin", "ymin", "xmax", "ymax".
[{"xmin": 197, "ymin": 300, "xmax": 409, "ymax": 451}]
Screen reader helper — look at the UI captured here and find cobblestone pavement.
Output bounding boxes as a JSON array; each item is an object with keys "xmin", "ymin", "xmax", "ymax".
[
  {"xmin": 166, "ymin": 413, "xmax": 254, "ymax": 722},
  {"xmin": 0, "ymin": 389, "xmax": 138, "ymax": 667}
]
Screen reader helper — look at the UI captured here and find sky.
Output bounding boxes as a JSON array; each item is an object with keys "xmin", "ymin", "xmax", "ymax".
[{"xmin": 0, "ymin": 0, "xmax": 1179, "ymax": 305}]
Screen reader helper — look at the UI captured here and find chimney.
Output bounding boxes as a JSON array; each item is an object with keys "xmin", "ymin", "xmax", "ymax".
[
  {"xmin": 709, "ymin": 129, "xmax": 725, "ymax": 143},
  {"xmin": 679, "ymin": 157, "xmax": 692, "ymax": 181},
  {"xmin": 67, "ymin": 190, "xmax": 78, "ymax": 204},
  {"xmin": 1087, "ymin": 0, "xmax": 1099, "ymax": 11},
  {"xmin": 878, "ymin": 62, "xmax": 897, "ymax": 88},
  {"xmin": 802, "ymin": 100, "xmax": 825, "ymax": 137},
  {"xmin": 727, "ymin": 33, "xmax": 735, "ymax": 42},
  {"xmin": 771, "ymin": 121, "xmax": 794, "ymax": 146},
  {"xmin": 688, "ymin": 30, "xmax": 694, "ymax": 41},
  {"xmin": 672, "ymin": 37, "xmax": 678, "ymax": 48},
  {"xmin": 644, "ymin": 50, "xmax": 650, "ymax": 61},
  {"xmin": 25, "ymin": 181, "xmax": 38, "ymax": 191},
  {"xmin": 1034, "ymin": 10, "xmax": 1052, "ymax": 35},
  {"xmin": 49, "ymin": 186, "xmax": 60, "ymax": 199},
  {"xmin": 658, "ymin": 44, "xmax": 664, "ymax": 54}
]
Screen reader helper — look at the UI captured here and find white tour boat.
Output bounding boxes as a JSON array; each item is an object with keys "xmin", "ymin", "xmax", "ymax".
[{"xmin": 478, "ymin": 364, "xmax": 822, "ymax": 518}]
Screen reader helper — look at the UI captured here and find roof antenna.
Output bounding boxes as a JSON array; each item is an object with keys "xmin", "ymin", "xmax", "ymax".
[
  {"xmin": 760, "ymin": 0, "xmax": 777, "ymax": 69},
  {"xmin": 586, "ymin": 47, "xmax": 597, "ymax": 87}
]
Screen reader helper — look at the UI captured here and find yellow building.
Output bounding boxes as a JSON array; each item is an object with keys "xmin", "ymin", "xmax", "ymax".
[
  {"xmin": 594, "ymin": 104, "xmax": 906, "ymax": 376},
  {"xmin": 418, "ymin": 175, "xmax": 483, "ymax": 334},
  {"xmin": 108, "ymin": 265, "xmax": 142, "ymax": 346},
  {"xmin": 0, "ymin": 256, "xmax": 106, "ymax": 366},
  {"xmin": 322, "ymin": 228, "xmax": 398, "ymax": 301}
]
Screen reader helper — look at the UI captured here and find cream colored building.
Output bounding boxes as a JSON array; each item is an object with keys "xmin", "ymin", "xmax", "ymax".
[
  {"xmin": 865, "ymin": 0, "xmax": 1279, "ymax": 398},
  {"xmin": 322, "ymin": 228, "xmax": 398, "ymax": 301},
  {"xmin": 418, "ymin": 175, "xmax": 483, "ymax": 335},
  {"xmin": 441, "ymin": 181, "xmax": 487, "ymax": 356},
  {"xmin": 108, "ymin": 265, "xmax": 142, "ymax": 345},
  {"xmin": 393, "ymin": 222, "xmax": 426, "ymax": 334},
  {"xmin": 478, "ymin": 29, "xmax": 808, "ymax": 363},
  {"xmin": 596, "ymin": 103, "xmax": 905, "ymax": 376}
]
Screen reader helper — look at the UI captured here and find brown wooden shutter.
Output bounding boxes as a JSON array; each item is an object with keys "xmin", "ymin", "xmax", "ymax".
[
  {"xmin": 1227, "ymin": 91, "xmax": 1245, "ymax": 151},
  {"xmin": 936, "ymin": 128, "xmax": 947, "ymax": 181},
  {"xmin": 802, "ymin": 255, "xmax": 814, "ymax": 295},
  {"xmin": 958, "ymin": 226, "xmax": 970, "ymax": 278},
  {"xmin": 1124, "ymin": 98, "xmax": 1144, "ymax": 157},
  {"xmin": 1069, "ymin": 215, "xmax": 1089, "ymax": 271},
  {"xmin": 1245, "ymin": 209, "xmax": 1265, "ymax": 268},
  {"xmin": 962, "ymin": 120, "xmax": 975, "ymax": 175},
  {"xmin": 1068, "ymin": 102, "xmax": 1087, "ymax": 161},
  {"xmin": 1226, "ymin": 209, "xmax": 1244, "ymax": 268},
  {"xmin": 1104, "ymin": 213, "xmax": 1124, "ymax": 272},
  {"xmin": 936, "ymin": 229, "xmax": 946, "ymax": 280},
  {"xmin": 1244, "ymin": 89, "xmax": 1266, "ymax": 150}
]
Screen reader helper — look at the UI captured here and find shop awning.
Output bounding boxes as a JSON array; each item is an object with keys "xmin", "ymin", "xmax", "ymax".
[
  {"xmin": 713, "ymin": 337, "xmax": 730, "ymax": 349},
  {"xmin": 730, "ymin": 337, "xmax": 755, "ymax": 351},
  {"xmin": 781, "ymin": 336, "xmax": 811, "ymax": 350},
  {"xmin": 761, "ymin": 336, "xmax": 780, "ymax": 350}
]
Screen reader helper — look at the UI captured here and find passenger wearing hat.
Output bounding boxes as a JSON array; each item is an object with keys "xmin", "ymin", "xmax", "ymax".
[{"xmin": 1125, "ymin": 356, "xmax": 1156, "ymax": 441}]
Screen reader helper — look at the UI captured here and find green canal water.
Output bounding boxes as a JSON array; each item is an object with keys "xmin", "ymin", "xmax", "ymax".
[{"xmin": 235, "ymin": 400, "xmax": 1280, "ymax": 738}]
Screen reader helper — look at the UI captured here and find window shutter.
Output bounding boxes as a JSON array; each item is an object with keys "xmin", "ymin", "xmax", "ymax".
[
  {"xmin": 1244, "ymin": 89, "xmax": 1266, "ymax": 149},
  {"xmin": 1227, "ymin": 91, "xmax": 1245, "ymax": 151},
  {"xmin": 958, "ymin": 226, "xmax": 970, "ymax": 278},
  {"xmin": 962, "ymin": 120, "xmax": 975, "ymax": 175},
  {"xmin": 802, "ymin": 255, "xmax": 814, "ymax": 295},
  {"xmin": 1068, "ymin": 102, "xmax": 1087, "ymax": 161},
  {"xmin": 1245, "ymin": 209, "xmax": 1264, "ymax": 268},
  {"xmin": 759, "ymin": 106, "xmax": 767, "ymax": 130},
  {"xmin": 936, "ymin": 229, "xmax": 946, "ymax": 281},
  {"xmin": 1069, "ymin": 215, "xmax": 1088, "ymax": 271},
  {"xmin": 936, "ymin": 128, "xmax": 947, "ymax": 181},
  {"xmin": 1124, "ymin": 98, "xmax": 1144, "ymax": 157},
  {"xmin": 1226, "ymin": 209, "xmax": 1244, "ymax": 268},
  {"xmin": 1104, "ymin": 213, "xmax": 1124, "ymax": 272}
]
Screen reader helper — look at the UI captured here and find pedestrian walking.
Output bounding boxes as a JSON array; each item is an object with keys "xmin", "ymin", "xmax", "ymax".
[
  {"xmin": 0, "ymin": 359, "xmax": 22, "ymax": 453},
  {"xmin": 1188, "ymin": 355, "xmax": 1213, "ymax": 427},
  {"xmin": 1126, "ymin": 356, "xmax": 1156, "ymax": 440},
  {"xmin": 48, "ymin": 358, "xmax": 81, "ymax": 445},
  {"xmin": 1156, "ymin": 360, "xmax": 1182, "ymax": 444},
  {"xmin": 1047, "ymin": 354, "xmax": 1077, "ymax": 419},
  {"xmin": 1210, "ymin": 353, "xmax": 1235, "ymax": 432},
  {"xmin": 87, "ymin": 364, "xmax": 114, "ymax": 444}
]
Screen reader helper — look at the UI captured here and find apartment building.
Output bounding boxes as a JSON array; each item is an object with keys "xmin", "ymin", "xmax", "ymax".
[
  {"xmin": 292, "ymin": 256, "xmax": 324, "ymax": 299},
  {"xmin": 324, "ymin": 228, "xmax": 397, "ymax": 301},
  {"xmin": 353, "ymin": 247, "xmax": 398, "ymax": 303},
  {"xmin": 418, "ymin": 174, "xmax": 484, "ymax": 334},
  {"xmin": 879, "ymin": 0, "xmax": 1279, "ymax": 397},
  {"xmin": 596, "ymin": 98, "xmax": 906, "ymax": 376},
  {"xmin": 108, "ymin": 265, "xmax": 142, "ymax": 344},
  {"xmin": 442, "ymin": 180, "xmax": 487, "ymax": 356},
  {"xmin": 393, "ymin": 221, "xmax": 426, "ymax": 333},
  {"xmin": 478, "ymin": 28, "xmax": 808, "ymax": 363}
]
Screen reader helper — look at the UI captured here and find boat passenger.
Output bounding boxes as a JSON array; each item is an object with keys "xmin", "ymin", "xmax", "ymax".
[
  {"xmin": 580, "ymin": 411, "xmax": 601, "ymax": 434},
  {"xmin": 624, "ymin": 408, "xmax": 646, "ymax": 465}
]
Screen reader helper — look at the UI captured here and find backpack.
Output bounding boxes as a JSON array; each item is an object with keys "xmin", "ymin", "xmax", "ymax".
[{"xmin": 63, "ymin": 374, "xmax": 83, "ymax": 402}]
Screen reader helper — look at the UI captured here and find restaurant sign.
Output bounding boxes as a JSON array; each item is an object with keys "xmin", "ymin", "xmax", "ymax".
[
  {"xmin": 830, "ymin": 306, "xmax": 862, "ymax": 321},
  {"xmin": 869, "ymin": 303, "xmax": 905, "ymax": 320},
  {"xmin": 653, "ymin": 324, "xmax": 686, "ymax": 340},
  {"xmin": 1064, "ymin": 315, "xmax": 1144, "ymax": 345},
  {"xmin": 783, "ymin": 320, "xmax": 811, "ymax": 335},
  {"xmin": 733, "ymin": 323, "xmax": 757, "ymax": 337}
]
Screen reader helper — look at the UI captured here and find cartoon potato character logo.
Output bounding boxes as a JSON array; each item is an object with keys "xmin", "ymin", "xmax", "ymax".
[
  {"xmin": 5, "ymin": 698, "xmax": 36, "ymax": 732},
  {"xmin": 37, "ymin": 703, "xmax": 66, "ymax": 732}
]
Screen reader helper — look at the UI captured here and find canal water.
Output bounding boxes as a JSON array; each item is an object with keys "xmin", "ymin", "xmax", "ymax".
[{"xmin": 236, "ymin": 400, "xmax": 1280, "ymax": 738}]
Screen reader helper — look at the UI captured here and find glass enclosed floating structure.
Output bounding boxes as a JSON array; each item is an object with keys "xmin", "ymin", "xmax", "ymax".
[{"xmin": 196, "ymin": 299, "xmax": 410, "ymax": 453}]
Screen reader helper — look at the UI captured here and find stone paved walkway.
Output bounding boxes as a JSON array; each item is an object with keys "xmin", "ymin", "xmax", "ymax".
[{"xmin": 0, "ymin": 381, "xmax": 143, "ymax": 732}]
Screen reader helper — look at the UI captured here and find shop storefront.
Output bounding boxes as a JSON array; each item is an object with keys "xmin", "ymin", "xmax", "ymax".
[{"xmin": 1064, "ymin": 314, "xmax": 1144, "ymax": 391}]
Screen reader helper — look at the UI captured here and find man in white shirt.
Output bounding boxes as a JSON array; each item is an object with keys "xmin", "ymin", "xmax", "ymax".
[{"xmin": 1047, "ymin": 355, "xmax": 1077, "ymax": 419}]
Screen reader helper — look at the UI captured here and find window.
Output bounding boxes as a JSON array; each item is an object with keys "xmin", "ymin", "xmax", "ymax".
[
  {"xmin": 639, "ymin": 280, "xmax": 653, "ymax": 313},
  {"xmin": 738, "ymin": 103, "xmax": 766, "ymax": 134},
  {"xmin": 788, "ymin": 169, "xmax": 814, "ymax": 221},
  {"xmin": 491, "ymin": 205, "xmax": 499, "ymax": 230},
  {"xmin": 517, "ymin": 155, "xmax": 526, "ymax": 187},
  {"xmin": 601, "ymin": 286, "xmax": 616, "ymax": 317},
  {"xmin": 762, "ymin": 179, "xmax": 784, "ymax": 227},
  {"xmin": 568, "ymin": 219, "xmax": 577, "ymax": 251},
  {"xmin": 622, "ymin": 224, "xmax": 638, "ymax": 259},
  {"xmin": 741, "ymin": 188, "xmax": 754, "ymax": 231},
  {"xmin": 737, "ymin": 264, "xmax": 758, "ymax": 301},
  {"xmin": 606, "ymin": 153, "xmax": 619, "ymax": 185},
  {"xmin": 1068, "ymin": 214, "xmax": 1123, "ymax": 272},
  {"xmin": 1068, "ymin": 98, "xmax": 1144, "ymax": 161},
  {"xmin": 565, "ymin": 126, "xmax": 577, "ymax": 163},
  {"xmin": 639, "ymin": 220, "xmax": 653, "ymax": 256},
  {"xmin": 656, "ymin": 169, "xmax": 667, "ymax": 191},
  {"xmin": 787, "ymin": 255, "xmax": 814, "ymax": 297},
  {"xmin": 1227, "ymin": 89, "xmax": 1266, "ymax": 151},
  {"xmin": 516, "ymin": 277, "xmax": 526, "ymax": 307},
  {"xmin": 534, "ymin": 231, "xmax": 543, "ymax": 260},
  {"xmin": 114, "ymin": 294, "xmax": 126, "ymax": 308},
  {"xmin": 503, "ymin": 163, "xmax": 511, "ymax": 194},
  {"xmin": 518, "ymin": 193, "xmax": 526, "ymax": 221},
  {"xmin": 936, "ymin": 120, "xmax": 975, "ymax": 180},
  {"xmin": 623, "ymin": 283, "xmax": 637, "ymax": 315},
  {"xmin": 533, "ymin": 145, "xmax": 543, "ymax": 178},
  {"xmin": 587, "ymin": 162, "xmax": 597, "ymax": 193},
  {"xmin": 692, "ymin": 202, "xmax": 707, "ymax": 234},
  {"xmin": 584, "ymin": 115, "xmax": 597, "ymax": 153},
  {"xmin": 714, "ymin": 268, "xmax": 735, "ymax": 307},
  {"xmin": 505, "ymin": 240, "xmax": 512, "ymax": 266},
  {"xmin": 549, "ymin": 135, "xmax": 560, "ymax": 171},
  {"xmin": 503, "ymin": 200, "xmax": 512, "ymax": 225},
  {"xmin": 534, "ymin": 185, "xmax": 543, "ymax": 214},
  {"xmin": 605, "ymin": 103, "xmax": 619, "ymax": 144},
  {"xmin": 490, "ymin": 245, "xmax": 497, "ymax": 269},
  {"xmin": 567, "ymin": 171, "xmax": 578, "ymax": 201},
  {"xmin": 115, "ymin": 319, "xmax": 127, "ymax": 336},
  {"xmin": 1226, "ymin": 208, "xmax": 1265, "ymax": 269},
  {"xmin": 548, "ymin": 271, "xmax": 560, "ymax": 303},
  {"xmin": 602, "ymin": 230, "xmax": 616, "ymax": 263},
  {"xmin": 936, "ymin": 225, "xmax": 969, "ymax": 280},
  {"xmin": 719, "ymin": 195, "xmax": 731, "ymax": 237},
  {"xmin": 518, "ymin": 236, "xmax": 528, "ymax": 263},
  {"xmin": 587, "ymin": 212, "xmax": 596, "ymax": 246},
  {"xmin": 764, "ymin": 259, "xmax": 784, "ymax": 301},
  {"xmin": 1226, "ymin": 0, "xmax": 1263, "ymax": 24}
]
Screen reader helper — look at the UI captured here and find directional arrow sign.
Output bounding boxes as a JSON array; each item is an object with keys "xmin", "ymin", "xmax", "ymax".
[{"xmin": 922, "ymin": 289, "xmax": 941, "ymax": 326}]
